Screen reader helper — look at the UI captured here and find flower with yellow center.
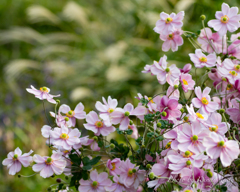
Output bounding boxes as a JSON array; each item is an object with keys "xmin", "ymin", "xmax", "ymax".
[
  {"xmin": 127, "ymin": 168, "xmax": 135, "ymax": 177},
  {"xmin": 148, "ymin": 97, "xmax": 154, "ymax": 103},
  {"xmin": 209, "ymin": 124, "xmax": 218, "ymax": 132},
  {"xmin": 40, "ymin": 87, "xmax": 49, "ymax": 93},
  {"xmin": 199, "ymin": 57, "xmax": 207, "ymax": 63},
  {"xmin": 91, "ymin": 181, "xmax": 99, "ymax": 189},
  {"xmin": 60, "ymin": 133, "xmax": 69, "ymax": 140},
  {"xmin": 196, "ymin": 113, "xmax": 204, "ymax": 119},
  {"xmin": 191, "ymin": 135, "xmax": 198, "ymax": 144},
  {"xmin": 234, "ymin": 65, "xmax": 240, "ymax": 71},
  {"xmin": 227, "ymin": 84, "xmax": 233, "ymax": 90},
  {"xmin": 165, "ymin": 17, "xmax": 173, "ymax": 23},
  {"xmin": 111, "ymin": 163, "xmax": 116, "ymax": 171},
  {"xmin": 217, "ymin": 141, "xmax": 226, "ymax": 148},
  {"xmin": 66, "ymin": 110, "xmax": 75, "ymax": 118},
  {"xmin": 95, "ymin": 121, "xmax": 103, "ymax": 128},
  {"xmin": 167, "ymin": 33, "xmax": 174, "ymax": 40},
  {"xmin": 183, "ymin": 151, "xmax": 193, "ymax": 158},
  {"xmin": 229, "ymin": 71, "xmax": 237, "ymax": 76},
  {"xmin": 201, "ymin": 97, "xmax": 209, "ymax": 105},
  {"xmin": 45, "ymin": 157, "xmax": 53, "ymax": 165},
  {"xmin": 184, "ymin": 190, "xmax": 193, "ymax": 192},
  {"xmin": 107, "ymin": 108, "xmax": 114, "ymax": 113},
  {"xmin": 13, "ymin": 154, "xmax": 18, "ymax": 160},
  {"xmin": 220, "ymin": 15, "xmax": 229, "ymax": 23},
  {"xmin": 182, "ymin": 79, "xmax": 188, "ymax": 85},
  {"xmin": 165, "ymin": 141, "xmax": 172, "ymax": 149}
]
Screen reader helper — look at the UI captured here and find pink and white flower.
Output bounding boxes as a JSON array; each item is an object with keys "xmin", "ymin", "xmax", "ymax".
[
  {"xmin": 58, "ymin": 102, "xmax": 86, "ymax": 127},
  {"xmin": 226, "ymin": 98, "xmax": 240, "ymax": 124},
  {"xmin": 2, "ymin": 147, "xmax": 33, "ymax": 175},
  {"xmin": 154, "ymin": 11, "xmax": 184, "ymax": 35},
  {"xmin": 208, "ymin": 3, "xmax": 240, "ymax": 36},
  {"xmin": 186, "ymin": 104, "xmax": 208, "ymax": 123},
  {"xmin": 189, "ymin": 49, "xmax": 216, "ymax": 68},
  {"xmin": 78, "ymin": 170, "xmax": 112, "ymax": 192},
  {"xmin": 26, "ymin": 85, "xmax": 60, "ymax": 104},
  {"xmin": 50, "ymin": 125, "xmax": 81, "ymax": 150},
  {"xmin": 192, "ymin": 86, "xmax": 219, "ymax": 114},
  {"xmin": 84, "ymin": 111, "xmax": 116, "ymax": 136},
  {"xmin": 203, "ymin": 132, "xmax": 240, "ymax": 167},
  {"xmin": 32, "ymin": 153, "xmax": 66, "ymax": 178},
  {"xmin": 106, "ymin": 158, "xmax": 122, "ymax": 176},
  {"xmin": 95, "ymin": 96, "xmax": 118, "ymax": 126},
  {"xmin": 180, "ymin": 73, "xmax": 195, "ymax": 93},
  {"xmin": 180, "ymin": 63, "xmax": 192, "ymax": 74},
  {"xmin": 160, "ymin": 29, "xmax": 183, "ymax": 52},
  {"xmin": 151, "ymin": 55, "xmax": 180, "ymax": 85}
]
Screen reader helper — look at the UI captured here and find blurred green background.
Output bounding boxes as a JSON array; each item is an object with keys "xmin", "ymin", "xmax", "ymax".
[{"xmin": 0, "ymin": 0, "xmax": 239, "ymax": 191}]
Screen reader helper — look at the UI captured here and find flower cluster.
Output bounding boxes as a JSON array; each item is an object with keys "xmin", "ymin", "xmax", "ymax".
[{"xmin": 3, "ymin": 3, "xmax": 240, "ymax": 192}]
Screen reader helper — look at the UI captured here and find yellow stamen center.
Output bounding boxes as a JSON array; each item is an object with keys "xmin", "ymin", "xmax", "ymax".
[
  {"xmin": 234, "ymin": 65, "xmax": 240, "ymax": 71},
  {"xmin": 165, "ymin": 17, "xmax": 173, "ymax": 23},
  {"xmin": 45, "ymin": 157, "xmax": 53, "ymax": 165},
  {"xmin": 227, "ymin": 84, "xmax": 233, "ymax": 90},
  {"xmin": 165, "ymin": 141, "xmax": 172, "ymax": 149},
  {"xmin": 148, "ymin": 97, "xmax": 154, "ymax": 103},
  {"xmin": 229, "ymin": 71, "xmax": 237, "ymax": 76},
  {"xmin": 95, "ymin": 121, "xmax": 103, "ymax": 128},
  {"xmin": 183, "ymin": 151, "xmax": 193, "ymax": 158},
  {"xmin": 127, "ymin": 168, "xmax": 134, "ymax": 177},
  {"xmin": 209, "ymin": 124, "xmax": 218, "ymax": 132},
  {"xmin": 201, "ymin": 97, "xmax": 209, "ymax": 105},
  {"xmin": 91, "ymin": 181, "xmax": 99, "ymax": 189},
  {"xmin": 199, "ymin": 57, "xmax": 207, "ymax": 63},
  {"xmin": 196, "ymin": 113, "xmax": 204, "ymax": 119},
  {"xmin": 107, "ymin": 108, "xmax": 114, "ymax": 113},
  {"xmin": 221, "ymin": 15, "xmax": 229, "ymax": 23},
  {"xmin": 182, "ymin": 79, "xmax": 188, "ymax": 85},
  {"xmin": 111, "ymin": 163, "xmax": 116, "ymax": 171},
  {"xmin": 60, "ymin": 133, "xmax": 69, "ymax": 140},
  {"xmin": 40, "ymin": 87, "xmax": 49, "ymax": 93},
  {"xmin": 66, "ymin": 110, "xmax": 75, "ymax": 118},
  {"xmin": 168, "ymin": 33, "xmax": 174, "ymax": 40},
  {"xmin": 217, "ymin": 141, "xmax": 226, "ymax": 148}
]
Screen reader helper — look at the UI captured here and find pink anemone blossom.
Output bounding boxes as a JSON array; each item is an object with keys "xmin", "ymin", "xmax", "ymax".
[
  {"xmin": 50, "ymin": 125, "xmax": 81, "ymax": 150},
  {"xmin": 180, "ymin": 73, "xmax": 195, "ymax": 93},
  {"xmin": 186, "ymin": 104, "xmax": 208, "ymax": 123},
  {"xmin": 95, "ymin": 96, "xmax": 118, "ymax": 126},
  {"xmin": 192, "ymin": 86, "xmax": 219, "ymax": 114},
  {"xmin": 154, "ymin": 11, "xmax": 184, "ymax": 35},
  {"xmin": 151, "ymin": 55, "xmax": 180, "ymax": 85},
  {"xmin": 189, "ymin": 49, "xmax": 216, "ymax": 68},
  {"xmin": 26, "ymin": 85, "xmax": 60, "ymax": 104},
  {"xmin": 160, "ymin": 29, "xmax": 183, "ymax": 52},
  {"xmin": 84, "ymin": 111, "xmax": 116, "ymax": 136},
  {"xmin": 79, "ymin": 170, "xmax": 112, "ymax": 192},
  {"xmin": 180, "ymin": 63, "xmax": 192, "ymax": 73},
  {"xmin": 177, "ymin": 122, "xmax": 208, "ymax": 154},
  {"xmin": 105, "ymin": 175, "xmax": 135, "ymax": 192},
  {"xmin": 2, "ymin": 147, "xmax": 33, "ymax": 175},
  {"xmin": 203, "ymin": 132, "xmax": 240, "ymax": 167},
  {"xmin": 226, "ymin": 98, "xmax": 240, "ymax": 123},
  {"xmin": 208, "ymin": 3, "xmax": 240, "ymax": 36},
  {"xmin": 58, "ymin": 102, "xmax": 86, "ymax": 127},
  {"xmin": 110, "ymin": 103, "xmax": 147, "ymax": 130},
  {"xmin": 32, "ymin": 153, "xmax": 66, "ymax": 178},
  {"xmin": 106, "ymin": 158, "xmax": 122, "ymax": 176}
]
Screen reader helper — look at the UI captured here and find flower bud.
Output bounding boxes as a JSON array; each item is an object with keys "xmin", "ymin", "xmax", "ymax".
[
  {"xmin": 233, "ymin": 127, "xmax": 238, "ymax": 131},
  {"xmin": 180, "ymin": 108, "xmax": 184, "ymax": 113},
  {"xmin": 157, "ymin": 122, "xmax": 162, "ymax": 128},
  {"xmin": 18, "ymin": 175, "xmax": 21, "ymax": 178},
  {"xmin": 132, "ymin": 168, "xmax": 137, "ymax": 173},
  {"xmin": 228, "ymin": 137, "xmax": 232, "ymax": 140},
  {"xmin": 110, "ymin": 143, "xmax": 115, "ymax": 149},
  {"xmin": 129, "ymin": 120, "xmax": 133, "ymax": 125},
  {"xmin": 65, "ymin": 176, "xmax": 69, "ymax": 180},
  {"xmin": 174, "ymin": 85, "xmax": 178, "ymax": 89},
  {"xmin": 93, "ymin": 136, "xmax": 98, "ymax": 141},
  {"xmin": 146, "ymin": 164, "xmax": 152, "ymax": 169},
  {"xmin": 211, "ymin": 68, "xmax": 217, "ymax": 73},
  {"xmin": 149, "ymin": 172, "xmax": 155, "ymax": 180},
  {"xmin": 56, "ymin": 100, "xmax": 60, "ymax": 104},
  {"xmin": 200, "ymin": 15, "xmax": 206, "ymax": 20},
  {"xmin": 183, "ymin": 116, "xmax": 189, "ymax": 122},
  {"xmin": 47, "ymin": 187, "xmax": 52, "ymax": 192},
  {"xmin": 207, "ymin": 171, "xmax": 213, "ymax": 178},
  {"xmin": 219, "ymin": 109, "xmax": 225, "ymax": 114},
  {"xmin": 161, "ymin": 112, "xmax": 167, "ymax": 117}
]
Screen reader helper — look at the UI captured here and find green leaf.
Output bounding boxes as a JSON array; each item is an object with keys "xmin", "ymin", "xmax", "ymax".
[
  {"xmin": 156, "ymin": 136, "xmax": 164, "ymax": 141},
  {"xmin": 126, "ymin": 129, "xmax": 133, "ymax": 135},
  {"xmin": 82, "ymin": 156, "xmax": 90, "ymax": 165},
  {"xmin": 97, "ymin": 140, "xmax": 104, "ymax": 147},
  {"xmin": 89, "ymin": 156, "xmax": 101, "ymax": 166},
  {"xmin": 82, "ymin": 165, "xmax": 92, "ymax": 170},
  {"xmin": 69, "ymin": 154, "xmax": 81, "ymax": 166}
]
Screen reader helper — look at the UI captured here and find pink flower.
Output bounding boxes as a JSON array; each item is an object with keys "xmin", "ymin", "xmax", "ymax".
[
  {"xmin": 226, "ymin": 98, "xmax": 240, "ymax": 123},
  {"xmin": 208, "ymin": 3, "xmax": 240, "ymax": 36},
  {"xmin": 2, "ymin": 147, "xmax": 33, "ymax": 175},
  {"xmin": 128, "ymin": 124, "xmax": 139, "ymax": 139},
  {"xmin": 203, "ymin": 132, "xmax": 239, "ymax": 167},
  {"xmin": 26, "ymin": 85, "xmax": 60, "ymax": 104},
  {"xmin": 218, "ymin": 58, "xmax": 240, "ymax": 84},
  {"xmin": 84, "ymin": 111, "xmax": 116, "ymax": 136},
  {"xmin": 180, "ymin": 73, "xmax": 195, "ymax": 93},
  {"xmin": 147, "ymin": 157, "xmax": 171, "ymax": 190},
  {"xmin": 204, "ymin": 112, "xmax": 228, "ymax": 136},
  {"xmin": 50, "ymin": 111, "xmax": 70, "ymax": 128},
  {"xmin": 32, "ymin": 152, "xmax": 66, "ymax": 178},
  {"xmin": 106, "ymin": 158, "xmax": 122, "ymax": 176},
  {"xmin": 197, "ymin": 27, "xmax": 224, "ymax": 53},
  {"xmin": 136, "ymin": 93, "xmax": 157, "ymax": 112},
  {"xmin": 151, "ymin": 55, "xmax": 180, "ymax": 85},
  {"xmin": 189, "ymin": 49, "xmax": 216, "ymax": 68},
  {"xmin": 110, "ymin": 103, "xmax": 147, "ymax": 130},
  {"xmin": 166, "ymin": 79, "xmax": 180, "ymax": 99},
  {"xmin": 154, "ymin": 11, "xmax": 184, "ymax": 35},
  {"xmin": 157, "ymin": 96, "xmax": 181, "ymax": 120},
  {"xmin": 192, "ymin": 86, "xmax": 219, "ymax": 114},
  {"xmin": 120, "ymin": 158, "xmax": 146, "ymax": 189},
  {"xmin": 95, "ymin": 96, "xmax": 118, "ymax": 126},
  {"xmin": 186, "ymin": 104, "xmax": 208, "ymax": 123},
  {"xmin": 58, "ymin": 102, "xmax": 86, "ymax": 127},
  {"xmin": 160, "ymin": 29, "xmax": 183, "ymax": 52},
  {"xmin": 141, "ymin": 64, "xmax": 152, "ymax": 73},
  {"xmin": 50, "ymin": 125, "xmax": 81, "ymax": 150},
  {"xmin": 225, "ymin": 40, "xmax": 240, "ymax": 59},
  {"xmin": 180, "ymin": 63, "xmax": 192, "ymax": 73},
  {"xmin": 79, "ymin": 170, "xmax": 112, "ymax": 192},
  {"xmin": 177, "ymin": 122, "xmax": 208, "ymax": 154}
]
